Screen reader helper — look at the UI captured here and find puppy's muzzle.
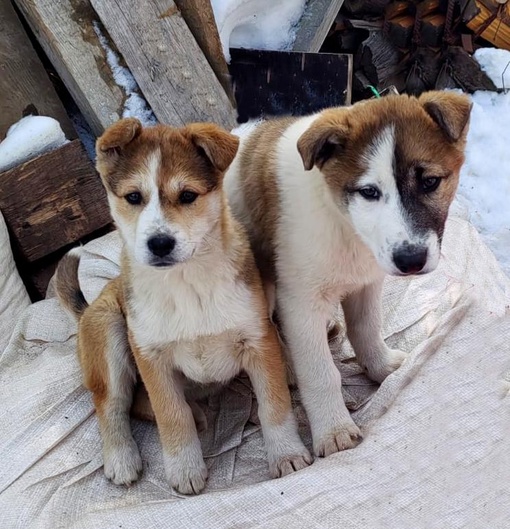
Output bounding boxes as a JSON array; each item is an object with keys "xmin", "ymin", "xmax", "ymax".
[{"xmin": 392, "ymin": 244, "xmax": 428, "ymax": 275}]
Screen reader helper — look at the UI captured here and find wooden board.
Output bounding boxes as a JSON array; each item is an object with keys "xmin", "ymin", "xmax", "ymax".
[
  {"xmin": 229, "ymin": 49, "xmax": 352, "ymax": 123},
  {"xmin": 293, "ymin": 0, "xmax": 345, "ymax": 52},
  {"xmin": 14, "ymin": 0, "xmax": 124, "ymax": 136},
  {"xmin": 0, "ymin": 0, "xmax": 75, "ymax": 140},
  {"xmin": 0, "ymin": 140, "xmax": 111, "ymax": 263},
  {"xmin": 173, "ymin": 0, "xmax": 234, "ymax": 103},
  {"xmin": 466, "ymin": 0, "xmax": 510, "ymax": 51},
  {"xmin": 90, "ymin": 0, "xmax": 236, "ymax": 130}
]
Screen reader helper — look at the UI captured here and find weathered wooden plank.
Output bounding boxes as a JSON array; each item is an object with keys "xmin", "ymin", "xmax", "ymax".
[
  {"xmin": 229, "ymin": 49, "xmax": 352, "ymax": 123},
  {"xmin": 466, "ymin": 0, "xmax": 510, "ymax": 51},
  {"xmin": 0, "ymin": 0, "xmax": 75, "ymax": 140},
  {"xmin": 14, "ymin": 0, "xmax": 124, "ymax": 136},
  {"xmin": 293, "ymin": 0, "xmax": 345, "ymax": 53},
  {"xmin": 90, "ymin": 0, "xmax": 236, "ymax": 130},
  {"xmin": 0, "ymin": 140, "xmax": 111, "ymax": 263},
  {"xmin": 173, "ymin": 0, "xmax": 234, "ymax": 103}
]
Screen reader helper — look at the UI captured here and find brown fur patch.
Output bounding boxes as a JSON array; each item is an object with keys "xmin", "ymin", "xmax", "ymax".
[
  {"xmin": 302, "ymin": 93, "xmax": 470, "ymax": 203},
  {"xmin": 242, "ymin": 323, "xmax": 293, "ymax": 426},
  {"xmin": 55, "ymin": 251, "xmax": 88, "ymax": 317},
  {"xmin": 77, "ymin": 278, "xmax": 126, "ymax": 403},
  {"xmin": 96, "ymin": 119, "xmax": 239, "ymax": 197},
  {"xmin": 131, "ymin": 343, "xmax": 196, "ymax": 455},
  {"xmin": 234, "ymin": 117, "xmax": 296, "ymax": 283}
]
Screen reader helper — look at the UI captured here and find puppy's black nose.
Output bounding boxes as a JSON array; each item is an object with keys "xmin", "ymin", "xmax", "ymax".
[
  {"xmin": 147, "ymin": 235, "xmax": 176, "ymax": 258},
  {"xmin": 393, "ymin": 245, "xmax": 428, "ymax": 274}
]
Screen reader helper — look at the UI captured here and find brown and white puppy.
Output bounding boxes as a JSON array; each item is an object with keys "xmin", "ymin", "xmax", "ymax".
[
  {"xmin": 224, "ymin": 92, "xmax": 471, "ymax": 458},
  {"xmin": 56, "ymin": 118, "xmax": 311, "ymax": 495}
]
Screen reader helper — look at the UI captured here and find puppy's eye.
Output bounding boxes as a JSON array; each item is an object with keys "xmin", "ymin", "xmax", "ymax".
[
  {"xmin": 421, "ymin": 177, "xmax": 440, "ymax": 193},
  {"xmin": 358, "ymin": 186, "xmax": 381, "ymax": 201},
  {"xmin": 125, "ymin": 192, "xmax": 142, "ymax": 205},
  {"xmin": 179, "ymin": 190, "xmax": 198, "ymax": 204}
]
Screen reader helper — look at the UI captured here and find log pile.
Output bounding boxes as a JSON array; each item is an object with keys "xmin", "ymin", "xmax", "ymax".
[{"xmin": 322, "ymin": 0, "xmax": 505, "ymax": 100}]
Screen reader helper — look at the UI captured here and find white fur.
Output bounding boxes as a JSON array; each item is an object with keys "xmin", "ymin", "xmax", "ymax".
[{"xmin": 128, "ymin": 252, "xmax": 264, "ymax": 357}]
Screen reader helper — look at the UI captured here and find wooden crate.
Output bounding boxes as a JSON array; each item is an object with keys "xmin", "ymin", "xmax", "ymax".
[{"xmin": 0, "ymin": 141, "xmax": 112, "ymax": 298}]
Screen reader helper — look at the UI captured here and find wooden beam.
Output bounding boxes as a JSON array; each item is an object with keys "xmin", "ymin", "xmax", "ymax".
[
  {"xmin": 466, "ymin": 0, "xmax": 510, "ymax": 51},
  {"xmin": 14, "ymin": 0, "xmax": 124, "ymax": 136},
  {"xmin": 0, "ymin": 0, "xmax": 75, "ymax": 140},
  {"xmin": 293, "ymin": 0, "xmax": 345, "ymax": 53},
  {"xmin": 90, "ymin": 0, "xmax": 236, "ymax": 130},
  {"xmin": 0, "ymin": 140, "xmax": 111, "ymax": 263},
  {"xmin": 173, "ymin": 0, "xmax": 234, "ymax": 103}
]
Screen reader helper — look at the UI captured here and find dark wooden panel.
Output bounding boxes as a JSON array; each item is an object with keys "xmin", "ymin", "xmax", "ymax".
[
  {"xmin": 229, "ymin": 49, "xmax": 352, "ymax": 123},
  {"xmin": 0, "ymin": 0, "xmax": 75, "ymax": 140},
  {"xmin": 0, "ymin": 140, "xmax": 111, "ymax": 263}
]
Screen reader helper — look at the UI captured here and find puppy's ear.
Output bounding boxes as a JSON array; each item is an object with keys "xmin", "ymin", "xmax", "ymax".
[
  {"xmin": 187, "ymin": 123, "xmax": 239, "ymax": 172},
  {"xmin": 96, "ymin": 118, "xmax": 142, "ymax": 168},
  {"xmin": 419, "ymin": 91, "xmax": 472, "ymax": 142},
  {"xmin": 297, "ymin": 121, "xmax": 348, "ymax": 171}
]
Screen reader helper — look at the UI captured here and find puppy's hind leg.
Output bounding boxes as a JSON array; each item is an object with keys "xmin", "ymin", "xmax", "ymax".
[
  {"xmin": 80, "ymin": 300, "xmax": 141, "ymax": 485},
  {"xmin": 342, "ymin": 278, "xmax": 407, "ymax": 384}
]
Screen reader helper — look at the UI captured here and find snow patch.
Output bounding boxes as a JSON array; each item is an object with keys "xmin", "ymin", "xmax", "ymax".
[
  {"xmin": 211, "ymin": 0, "xmax": 307, "ymax": 62},
  {"xmin": 453, "ymin": 49, "xmax": 510, "ymax": 276},
  {"xmin": 474, "ymin": 48, "xmax": 510, "ymax": 90},
  {"xmin": 93, "ymin": 22, "xmax": 157, "ymax": 126},
  {"xmin": 0, "ymin": 116, "xmax": 68, "ymax": 172}
]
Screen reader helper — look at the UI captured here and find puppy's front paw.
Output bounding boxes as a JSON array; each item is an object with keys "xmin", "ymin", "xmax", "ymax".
[
  {"xmin": 169, "ymin": 462, "xmax": 208, "ymax": 495},
  {"xmin": 314, "ymin": 420, "xmax": 362, "ymax": 457},
  {"xmin": 364, "ymin": 348, "xmax": 408, "ymax": 384},
  {"xmin": 164, "ymin": 450, "xmax": 208, "ymax": 495},
  {"xmin": 103, "ymin": 441, "xmax": 143, "ymax": 486},
  {"xmin": 269, "ymin": 447, "xmax": 313, "ymax": 478}
]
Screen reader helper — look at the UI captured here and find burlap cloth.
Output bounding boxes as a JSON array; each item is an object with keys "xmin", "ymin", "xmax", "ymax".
[{"xmin": 0, "ymin": 210, "xmax": 509, "ymax": 529}]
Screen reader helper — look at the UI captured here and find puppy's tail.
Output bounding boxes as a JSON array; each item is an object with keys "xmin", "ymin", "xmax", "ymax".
[{"xmin": 55, "ymin": 248, "xmax": 88, "ymax": 319}]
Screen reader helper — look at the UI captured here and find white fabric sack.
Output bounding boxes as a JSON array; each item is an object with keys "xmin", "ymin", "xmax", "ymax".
[
  {"xmin": 0, "ymin": 215, "xmax": 509, "ymax": 529},
  {"xmin": 0, "ymin": 210, "xmax": 30, "ymax": 354}
]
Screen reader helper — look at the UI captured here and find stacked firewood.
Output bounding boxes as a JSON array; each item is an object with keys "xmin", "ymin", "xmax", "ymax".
[{"xmin": 321, "ymin": 0, "xmax": 507, "ymax": 101}]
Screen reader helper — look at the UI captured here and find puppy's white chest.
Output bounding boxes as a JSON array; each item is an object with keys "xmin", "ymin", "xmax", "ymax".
[
  {"xmin": 172, "ymin": 331, "xmax": 244, "ymax": 384},
  {"xmin": 129, "ymin": 274, "xmax": 261, "ymax": 357}
]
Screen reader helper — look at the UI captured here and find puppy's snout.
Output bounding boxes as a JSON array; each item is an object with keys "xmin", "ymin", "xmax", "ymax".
[
  {"xmin": 147, "ymin": 235, "xmax": 176, "ymax": 258},
  {"xmin": 393, "ymin": 244, "xmax": 428, "ymax": 275}
]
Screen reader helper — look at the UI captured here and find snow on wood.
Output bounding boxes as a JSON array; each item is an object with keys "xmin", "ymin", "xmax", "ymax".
[
  {"xmin": 0, "ymin": 116, "xmax": 67, "ymax": 173},
  {"xmin": 0, "ymin": 0, "xmax": 75, "ymax": 141},
  {"xmin": 211, "ymin": 0, "xmax": 307, "ymax": 62},
  {"xmin": 92, "ymin": 22, "xmax": 157, "ymax": 126}
]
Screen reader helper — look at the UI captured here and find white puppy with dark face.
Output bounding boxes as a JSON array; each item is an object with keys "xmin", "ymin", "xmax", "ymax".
[{"xmin": 225, "ymin": 91, "xmax": 472, "ymax": 457}]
